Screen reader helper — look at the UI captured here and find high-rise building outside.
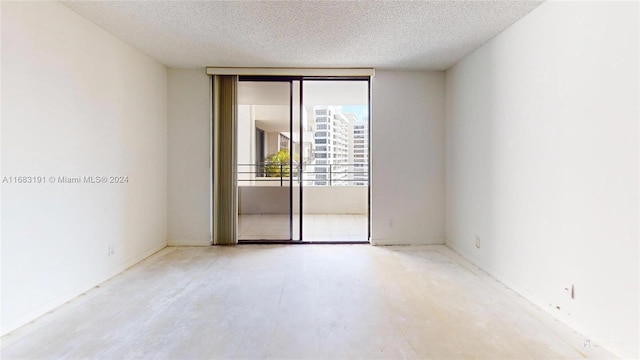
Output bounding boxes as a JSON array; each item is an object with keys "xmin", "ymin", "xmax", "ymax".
[
  {"xmin": 311, "ymin": 106, "xmax": 350, "ymax": 186},
  {"xmin": 308, "ymin": 106, "xmax": 368, "ymax": 186},
  {"xmin": 351, "ymin": 120, "xmax": 369, "ymax": 186}
]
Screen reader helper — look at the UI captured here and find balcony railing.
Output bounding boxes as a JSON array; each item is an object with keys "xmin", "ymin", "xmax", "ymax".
[{"xmin": 238, "ymin": 162, "xmax": 369, "ymax": 186}]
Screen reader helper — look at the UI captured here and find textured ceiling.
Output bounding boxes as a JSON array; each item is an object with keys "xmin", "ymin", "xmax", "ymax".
[{"xmin": 62, "ymin": 1, "xmax": 543, "ymax": 70}]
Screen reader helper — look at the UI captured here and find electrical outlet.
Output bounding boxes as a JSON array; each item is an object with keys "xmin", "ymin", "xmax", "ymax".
[
  {"xmin": 475, "ymin": 236, "xmax": 481, "ymax": 248},
  {"xmin": 388, "ymin": 220, "xmax": 394, "ymax": 228},
  {"xmin": 108, "ymin": 244, "xmax": 115, "ymax": 256}
]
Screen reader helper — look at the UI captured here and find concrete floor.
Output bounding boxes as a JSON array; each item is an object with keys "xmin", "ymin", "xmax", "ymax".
[{"xmin": 1, "ymin": 245, "xmax": 614, "ymax": 359}]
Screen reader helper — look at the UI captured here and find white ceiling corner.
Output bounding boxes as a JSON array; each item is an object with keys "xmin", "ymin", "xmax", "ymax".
[{"xmin": 61, "ymin": 0, "xmax": 543, "ymax": 70}]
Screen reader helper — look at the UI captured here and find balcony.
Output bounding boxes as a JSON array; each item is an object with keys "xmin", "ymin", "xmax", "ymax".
[{"xmin": 237, "ymin": 163, "xmax": 369, "ymax": 241}]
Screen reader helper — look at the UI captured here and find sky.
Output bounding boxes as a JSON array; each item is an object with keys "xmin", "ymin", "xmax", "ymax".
[{"xmin": 340, "ymin": 105, "xmax": 369, "ymax": 122}]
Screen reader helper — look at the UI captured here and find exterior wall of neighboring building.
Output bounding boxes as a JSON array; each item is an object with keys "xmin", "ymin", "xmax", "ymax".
[
  {"xmin": 312, "ymin": 106, "xmax": 350, "ymax": 186},
  {"xmin": 352, "ymin": 121, "xmax": 369, "ymax": 186}
]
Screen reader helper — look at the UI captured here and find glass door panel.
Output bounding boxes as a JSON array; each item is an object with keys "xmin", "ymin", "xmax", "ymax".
[
  {"xmin": 301, "ymin": 80, "xmax": 370, "ymax": 242},
  {"xmin": 236, "ymin": 80, "xmax": 292, "ymax": 241}
]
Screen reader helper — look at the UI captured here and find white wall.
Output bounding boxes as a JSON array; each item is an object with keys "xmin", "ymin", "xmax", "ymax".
[
  {"xmin": 1, "ymin": 2, "xmax": 167, "ymax": 335},
  {"xmin": 371, "ymin": 71, "xmax": 445, "ymax": 245},
  {"xmin": 239, "ymin": 187, "xmax": 289, "ymax": 215},
  {"xmin": 445, "ymin": 2, "xmax": 639, "ymax": 357},
  {"xmin": 239, "ymin": 186, "xmax": 367, "ymax": 215},
  {"xmin": 237, "ymin": 105, "xmax": 254, "ymax": 181},
  {"xmin": 167, "ymin": 69, "xmax": 211, "ymax": 246},
  {"xmin": 303, "ymin": 187, "xmax": 367, "ymax": 215}
]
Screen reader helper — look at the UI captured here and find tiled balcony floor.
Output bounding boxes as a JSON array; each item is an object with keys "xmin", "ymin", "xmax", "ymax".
[{"xmin": 238, "ymin": 214, "xmax": 368, "ymax": 242}]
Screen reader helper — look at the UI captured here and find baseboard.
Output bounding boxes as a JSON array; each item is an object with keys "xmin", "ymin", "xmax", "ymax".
[{"xmin": 1, "ymin": 242, "xmax": 167, "ymax": 337}]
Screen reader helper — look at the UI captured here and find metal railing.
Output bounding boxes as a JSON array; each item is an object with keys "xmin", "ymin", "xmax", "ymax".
[
  {"xmin": 237, "ymin": 163, "xmax": 298, "ymax": 186},
  {"xmin": 237, "ymin": 163, "xmax": 369, "ymax": 186}
]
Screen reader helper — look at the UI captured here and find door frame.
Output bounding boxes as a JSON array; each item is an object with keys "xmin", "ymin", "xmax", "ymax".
[{"xmin": 235, "ymin": 75, "xmax": 372, "ymax": 244}]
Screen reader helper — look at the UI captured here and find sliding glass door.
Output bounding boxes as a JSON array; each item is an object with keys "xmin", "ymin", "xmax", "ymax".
[
  {"xmin": 235, "ymin": 76, "xmax": 370, "ymax": 243},
  {"xmin": 236, "ymin": 78, "xmax": 302, "ymax": 241}
]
